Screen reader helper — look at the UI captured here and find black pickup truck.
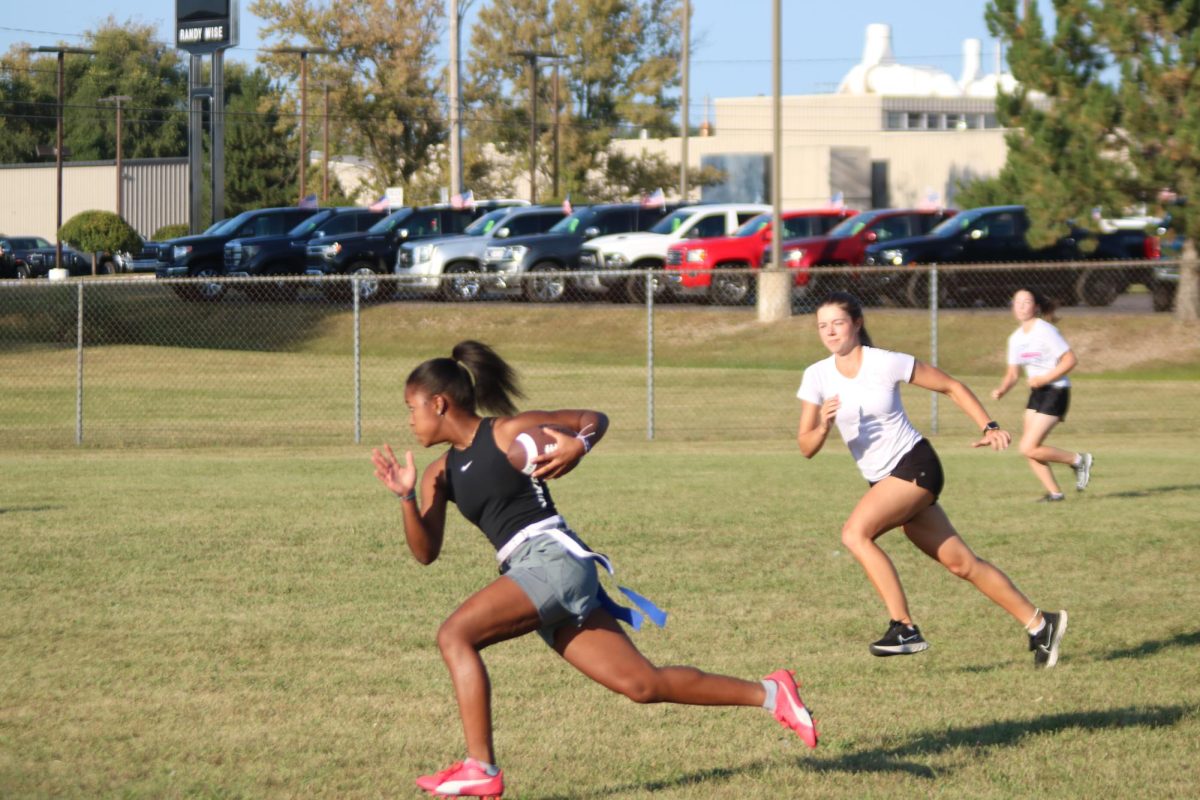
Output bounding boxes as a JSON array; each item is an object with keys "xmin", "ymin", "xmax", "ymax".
[
  {"xmin": 222, "ymin": 207, "xmax": 386, "ymax": 300},
  {"xmin": 156, "ymin": 207, "xmax": 324, "ymax": 301},
  {"xmin": 305, "ymin": 201, "xmax": 526, "ymax": 301},
  {"xmin": 863, "ymin": 205, "xmax": 1162, "ymax": 307}
]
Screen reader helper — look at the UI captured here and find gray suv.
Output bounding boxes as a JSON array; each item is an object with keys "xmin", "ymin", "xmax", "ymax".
[{"xmin": 395, "ymin": 205, "xmax": 568, "ymax": 300}]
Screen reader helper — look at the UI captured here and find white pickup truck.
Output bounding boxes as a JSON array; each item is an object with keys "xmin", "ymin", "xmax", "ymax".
[{"xmin": 578, "ymin": 203, "xmax": 770, "ymax": 301}]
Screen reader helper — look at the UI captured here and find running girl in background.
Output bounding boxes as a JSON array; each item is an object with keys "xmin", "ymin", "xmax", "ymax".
[
  {"xmin": 992, "ymin": 288, "xmax": 1093, "ymax": 502},
  {"xmin": 796, "ymin": 293, "xmax": 1067, "ymax": 667},
  {"xmin": 373, "ymin": 340, "xmax": 817, "ymax": 799}
]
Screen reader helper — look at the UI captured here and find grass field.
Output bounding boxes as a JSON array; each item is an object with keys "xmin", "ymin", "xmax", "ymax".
[{"xmin": 2, "ymin": 294, "xmax": 1199, "ymax": 797}]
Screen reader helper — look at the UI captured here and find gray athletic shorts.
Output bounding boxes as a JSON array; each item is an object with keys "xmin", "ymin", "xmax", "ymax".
[{"xmin": 500, "ymin": 533, "xmax": 602, "ymax": 647}]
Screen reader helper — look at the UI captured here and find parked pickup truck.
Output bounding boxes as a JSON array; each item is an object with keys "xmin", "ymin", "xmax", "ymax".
[
  {"xmin": 664, "ymin": 208, "xmax": 857, "ymax": 304},
  {"xmin": 156, "ymin": 207, "xmax": 324, "ymax": 301},
  {"xmin": 222, "ymin": 207, "xmax": 386, "ymax": 300},
  {"xmin": 478, "ymin": 202, "xmax": 681, "ymax": 302},
  {"xmin": 762, "ymin": 207, "xmax": 958, "ymax": 302},
  {"xmin": 305, "ymin": 200, "xmax": 525, "ymax": 301},
  {"xmin": 395, "ymin": 205, "xmax": 568, "ymax": 300},
  {"xmin": 862, "ymin": 205, "xmax": 1162, "ymax": 307},
  {"xmin": 580, "ymin": 203, "xmax": 770, "ymax": 302}
]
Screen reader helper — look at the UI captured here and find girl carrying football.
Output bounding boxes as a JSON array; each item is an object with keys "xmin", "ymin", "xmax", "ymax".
[
  {"xmin": 795, "ymin": 293, "xmax": 1067, "ymax": 667},
  {"xmin": 991, "ymin": 288, "xmax": 1093, "ymax": 502},
  {"xmin": 372, "ymin": 340, "xmax": 816, "ymax": 798}
]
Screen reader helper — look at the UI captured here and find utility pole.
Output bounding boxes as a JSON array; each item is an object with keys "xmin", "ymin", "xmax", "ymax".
[
  {"xmin": 31, "ymin": 46, "xmax": 96, "ymax": 271},
  {"xmin": 448, "ymin": 0, "xmax": 463, "ymax": 198},
  {"xmin": 680, "ymin": 0, "xmax": 690, "ymax": 202},
  {"xmin": 322, "ymin": 82, "xmax": 331, "ymax": 202},
  {"xmin": 100, "ymin": 95, "xmax": 132, "ymax": 219},
  {"xmin": 552, "ymin": 64, "xmax": 561, "ymax": 198},
  {"xmin": 510, "ymin": 48, "xmax": 564, "ymax": 203},
  {"xmin": 275, "ymin": 48, "xmax": 335, "ymax": 202},
  {"xmin": 757, "ymin": 0, "xmax": 789, "ymax": 322}
]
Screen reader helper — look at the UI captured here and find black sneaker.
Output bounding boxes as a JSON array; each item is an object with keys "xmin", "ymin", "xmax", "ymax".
[
  {"xmin": 1073, "ymin": 453, "xmax": 1094, "ymax": 491},
  {"xmin": 869, "ymin": 620, "xmax": 930, "ymax": 656},
  {"xmin": 1029, "ymin": 609, "xmax": 1068, "ymax": 668},
  {"xmin": 1036, "ymin": 493, "xmax": 1065, "ymax": 503}
]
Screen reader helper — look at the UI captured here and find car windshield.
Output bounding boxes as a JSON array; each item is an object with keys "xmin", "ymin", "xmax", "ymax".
[
  {"xmin": 205, "ymin": 219, "xmax": 227, "ymax": 234},
  {"xmin": 465, "ymin": 209, "xmax": 509, "ymax": 236},
  {"xmin": 549, "ymin": 208, "xmax": 598, "ymax": 234},
  {"xmin": 826, "ymin": 211, "xmax": 877, "ymax": 238},
  {"xmin": 289, "ymin": 210, "xmax": 337, "ymax": 236},
  {"xmin": 734, "ymin": 214, "xmax": 771, "ymax": 237},
  {"xmin": 210, "ymin": 211, "xmax": 256, "ymax": 237},
  {"xmin": 649, "ymin": 210, "xmax": 692, "ymax": 235},
  {"xmin": 368, "ymin": 208, "xmax": 413, "ymax": 234},
  {"xmin": 930, "ymin": 208, "xmax": 989, "ymax": 236}
]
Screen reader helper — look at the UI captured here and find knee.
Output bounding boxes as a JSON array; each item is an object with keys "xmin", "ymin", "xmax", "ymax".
[
  {"xmin": 841, "ymin": 524, "xmax": 872, "ymax": 553},
  {"xmin": 943, "ymin": 554, "xmax": 976, "ymax": 580},
  {"xmin": 615, "ymin": 671, "xmax": 662, "ymax": 704},
  {"xmin": 435, "ymin": 619, "xmax": 472, "ymax": 657},
  {"xmin": 1019, "ymin": 440, "xmax": 1040, "ymax": 459}
]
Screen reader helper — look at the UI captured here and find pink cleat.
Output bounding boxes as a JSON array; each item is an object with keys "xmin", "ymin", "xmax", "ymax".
[
  {"xmin": 764, "ymin": 668, "xmax": 818, "ymax": 749},
  {"xmin": 415, "ymin": 758, "xmax": 504, "ymax": 797}
]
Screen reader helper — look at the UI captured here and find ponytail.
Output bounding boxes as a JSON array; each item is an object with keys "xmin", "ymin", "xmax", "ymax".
[
  {"xmin": 406, "ymin": 340, "xmax": 524, "ymax": 416},
  {"xmin": 819, "ymin": 291, "xmax": 873, "ymax": 348}
]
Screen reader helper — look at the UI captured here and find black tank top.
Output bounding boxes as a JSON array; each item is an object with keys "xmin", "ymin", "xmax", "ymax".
[{"xmin": 444, "ymin": 418, "xmax": 559, "ymax": 551}]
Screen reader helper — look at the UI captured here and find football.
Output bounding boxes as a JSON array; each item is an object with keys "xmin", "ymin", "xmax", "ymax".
[{"xmin": 506, "ymin": 424, "xmax": 577, "ymax": 475}]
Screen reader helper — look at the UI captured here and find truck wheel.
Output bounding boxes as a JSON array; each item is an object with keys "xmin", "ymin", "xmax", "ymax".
[
  {"xmin": 1075, "ymin": 270, "xmax": 1122, "ymax": 307},
  {"xmin": 185, "ymin": 264, "xmax": 227, "ymax": 302},
  {"xmin": 1151, "ymin": 282, "xmax": 1176, "ymax": 312},
  {"xmin": 524, "ymin": 263, "xmax": 566, "ymax": 302},
  {"xmin": 625, "ymin": 267, "xmax": 671, "ymax": 304},
  {"xmin": 442, "ymin": 263, "xmax": 483, "ymax": 301},
  {"xmin": 709, "ymin": 267, "xmax": 753, "ymax": 305},
  {"xmin": 349, "ymin": 264, "xmax": 390, "ymax": 303},
  {"xmin": 15, "ymin": 263, "xmax": 32, "ymax": 279}
]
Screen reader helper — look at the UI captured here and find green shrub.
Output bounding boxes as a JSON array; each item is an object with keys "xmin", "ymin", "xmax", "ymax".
[
  {"xmin": 59, "ymin": 210, "xmax": 142, "ymax": 255},
  {"xmin": 152, "ymin": 223, "xmax": 190, "ymax": 241}
]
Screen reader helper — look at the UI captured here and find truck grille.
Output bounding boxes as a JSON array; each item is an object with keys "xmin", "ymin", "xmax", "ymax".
[
  {"xmin": 224, "ymin": 245, "xmax": 241, "ymax": 267},
  {"xmin": 666, "ymin": 250, "xmax": 683, "ymax": 266},
  {"xmin": 398, "ymin": 250, "xmax": 413, "ymax": 269},
  {"xmin": 579, "ymin": 251, "xmax": 598, "ymax": 268}
]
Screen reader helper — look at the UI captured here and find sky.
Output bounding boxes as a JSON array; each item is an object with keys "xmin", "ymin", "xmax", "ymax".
[{"xmin": 0, "ymin": 0, "xmax": 1050, "ymax": 117}]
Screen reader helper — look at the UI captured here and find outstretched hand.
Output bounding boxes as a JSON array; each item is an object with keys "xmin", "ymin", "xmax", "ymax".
[
  {"xmin": 971, "ymin": 428, "xmax": 1012, "ymax": 451},
  {"xmin": 371, "ymin": 444, "xmax": 417, "ymax": 497}
]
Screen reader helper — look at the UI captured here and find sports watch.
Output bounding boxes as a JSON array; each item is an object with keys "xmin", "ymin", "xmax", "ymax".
[{"xmin": 982, "ymin": 420, "xmax": 1001, "ymax": 434}]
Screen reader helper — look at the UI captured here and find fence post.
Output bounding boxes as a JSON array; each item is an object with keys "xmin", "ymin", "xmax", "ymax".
[
  {"xmin": 76, "ymin": 281, "xmax": 84, "ymax": 445},
  {"xmin": 353, "ymin": 276, "xmax": 362, "ymax": 444},
  {"xmin": 646, "ymin": 269, "xmax": 655, "ymax": 440},
  {"xmin": 929, "ymin": 264, "xmax": 939, "ymax": 434}
]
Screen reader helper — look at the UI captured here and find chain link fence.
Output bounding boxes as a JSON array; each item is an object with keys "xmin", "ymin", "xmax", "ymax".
[{"xmin": 1, "ymin": 261, "xmax": 1195, "ymax": 450}]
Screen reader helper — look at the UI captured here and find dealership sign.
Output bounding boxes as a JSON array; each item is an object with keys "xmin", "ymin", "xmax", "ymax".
[{"xmin": 176, "ymin": 0, "xmax": 239, "ymax": 54}]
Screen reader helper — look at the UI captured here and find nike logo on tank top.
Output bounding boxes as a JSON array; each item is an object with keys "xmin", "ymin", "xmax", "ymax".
[{"xmin": 444, "ymin": 418, "xmax": 561, "ymax": 552}]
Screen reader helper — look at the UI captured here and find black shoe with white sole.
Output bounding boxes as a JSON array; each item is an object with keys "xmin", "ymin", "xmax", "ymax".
[
  {"xmin": 869, "ymin": 620, "xmax": 930, "ymax": 656},
  {"xmin": 1029, "ymin": 609, "xmax": 1068, "ymax": 668}
]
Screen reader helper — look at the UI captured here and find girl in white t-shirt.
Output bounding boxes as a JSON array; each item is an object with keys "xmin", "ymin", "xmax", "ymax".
[
  {"xmin": 992, "ymin": 288, "xmax": 1093, "ymax": 502},
  {"xmin": 797, "ymin": 293, "xmax": 1067, "ymax": 667}
]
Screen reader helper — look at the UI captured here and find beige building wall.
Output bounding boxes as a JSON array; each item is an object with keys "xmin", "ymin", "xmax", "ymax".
[
  {"xmin": 0, "ymin": 158, "xmax": 188, "ymax": 241},
  {"xmin": 612, "ymin": 94, "xmax": 1008, "ymax": 210}
]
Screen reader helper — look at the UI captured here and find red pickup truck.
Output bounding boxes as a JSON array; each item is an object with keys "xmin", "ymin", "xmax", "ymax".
[{"xmin": 665, "ymin": 208, "xmax": 857, "ymax": 304}]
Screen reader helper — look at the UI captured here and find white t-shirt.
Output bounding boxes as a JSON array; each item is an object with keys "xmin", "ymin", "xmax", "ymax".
[
  {"xmin": 797, "ymin": 346, "xmax": 924, "ymax": 482},
  {"xmin": 1006, "ymin": 318, "xmax": 1071, "ymax": 389}
]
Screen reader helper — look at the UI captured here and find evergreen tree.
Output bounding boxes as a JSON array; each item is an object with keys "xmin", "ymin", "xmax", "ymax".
[
  {"xmin": 223, "ymin": 63, "xmax": 298, "ymax": 214},
  {"xmin": 987, "ymin": 0, "xmax": 1200, "ymax": 321}
]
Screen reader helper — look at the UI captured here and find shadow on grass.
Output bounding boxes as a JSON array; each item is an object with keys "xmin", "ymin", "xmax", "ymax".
[
  {"xmin": 530, "ymin": 705, "xmax": 1194, "ymax": 798},
  {"xmin": 1103, "ymin": 484, "xmax": 1200, "ymax": 499},
  {"xmin": 0, "ymin": 505, "xmax": 62, "ymax": 514},
  {"xmin": 1105, "ymin": 630, "xmax": 1200, "ymax": 660}
]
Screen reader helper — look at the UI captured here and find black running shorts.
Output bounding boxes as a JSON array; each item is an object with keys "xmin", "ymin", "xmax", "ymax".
[
  {"xmin": 1026, "ymin": 386, "xmax": 1070, "ymax": 420},
  {"xmin": 870, "ymin": 438, "xmax": 945, "ymax": 501}
]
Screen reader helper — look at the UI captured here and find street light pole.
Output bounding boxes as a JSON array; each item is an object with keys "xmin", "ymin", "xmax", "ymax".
[
  {"xmin": 100, "ymin": 95, "xmax": 132, "ymax": 218},
  {"xmin": 680, "ymin": 0, "xmax": 690, "ymax": 202},
  {"xmin": 322, "ymin": 82, "xmax": 331, "ymax": 202},
  {"xmin": 32, "ymin": 46, "xmax": 96, "ymax": 271}
]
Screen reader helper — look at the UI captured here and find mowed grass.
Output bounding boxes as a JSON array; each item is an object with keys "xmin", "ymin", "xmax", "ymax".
[
  {"xmin": 2, "ymin": 431, "xmax": 1199, "ymax": 798},
  {"xmin": 2, "ymin": 294, "xmax": 1199, "ymax": 796}
]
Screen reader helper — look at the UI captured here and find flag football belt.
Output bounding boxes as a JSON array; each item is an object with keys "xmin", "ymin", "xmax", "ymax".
[{"xmin": 496, "ymin": 515, "xmax": 668, "ymax": 631}]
